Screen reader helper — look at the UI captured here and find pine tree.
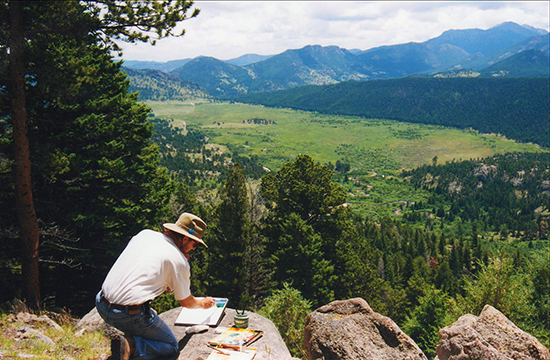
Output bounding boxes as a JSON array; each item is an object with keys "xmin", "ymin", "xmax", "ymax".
[
  {"xmin": 210, "ymin": 164, "xmax": 256, "ymax": 307},
  {"xmin": 0, "ymin": 0, "xmax": 199, "ymax": 309},
  {"xmin": 260, "ymin": 155, "xmax": 350, "ymax": 306}
]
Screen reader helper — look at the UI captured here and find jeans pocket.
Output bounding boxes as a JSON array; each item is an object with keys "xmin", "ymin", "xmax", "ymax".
[
  {"xmin": 136, "ymin": 312, "xmax": 155, "ymax": 328},
  {"xmin": 109, "ymin": 308, "xmax": 129, "ymax": 320}
]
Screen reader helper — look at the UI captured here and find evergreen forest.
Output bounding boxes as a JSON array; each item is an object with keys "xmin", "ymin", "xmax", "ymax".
[{"xmin": 0, "ymin": 2, "xmax": 548, "ymax": 359}]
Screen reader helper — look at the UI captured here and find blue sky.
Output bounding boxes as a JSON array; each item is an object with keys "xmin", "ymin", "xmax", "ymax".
[{"xmin": 117, "ymin": 1, "xmax": 550, "ymax": 62}]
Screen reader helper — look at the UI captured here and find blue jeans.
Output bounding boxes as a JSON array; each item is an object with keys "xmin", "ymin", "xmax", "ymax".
[{"xmin": 95, "ymin": 291, "xmax": 178, "ymax": 359}]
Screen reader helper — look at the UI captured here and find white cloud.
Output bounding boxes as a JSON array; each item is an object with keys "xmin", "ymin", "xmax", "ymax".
[{"xmin": 116, "ymin": 1, "xmax": 550, "ymax": 62}]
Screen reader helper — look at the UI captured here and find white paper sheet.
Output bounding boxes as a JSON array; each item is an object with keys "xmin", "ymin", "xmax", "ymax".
[{"xmin": 175, "ymin": 297, "xmax": 228, "ymax": 326}]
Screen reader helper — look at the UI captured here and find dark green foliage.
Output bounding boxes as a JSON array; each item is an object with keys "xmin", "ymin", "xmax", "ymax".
[
  {"xmin": 530, "ymin": 254, "xmax": 550, "ymax": 345},
  {"xmin": 189, "ymin": 164, "xmax": 271, "ymax": 310},
  {"xmin": 260, "ymin": 155, "xmax": 352, "ymax": 307},
  {"xmin": 264, "ymin": 212, "xmax": 335, "ymax": 307},
  {"xmin": 86, "ymin": 0, "xmax": 200, "ymax": 48},
  {"xmin": 209, "ymin": 164, "xmax": 253, "ymax": 304},
  {"xmin": 151, "ymin": 292, "xmax": 180, "ymax": 314},
  {"xmin": 239, "ymin": 77, "xmax": 550, "ymax": 147},
  {"xmin": 260, "ymin": 154, "xmax": 347, "ymax": 224},
  {"xmin": 403, "ymin": 286, "xmax": 453, "ymax": 359},
  {"xmin": 459, "ymin": 251, "xmax": 546, "ymax": 343}
]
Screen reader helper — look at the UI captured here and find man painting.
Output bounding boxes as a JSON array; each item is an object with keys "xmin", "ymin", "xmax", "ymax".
[{"xmin": 96, "ymin": 213, "xmax": 215, "ymax": 359}]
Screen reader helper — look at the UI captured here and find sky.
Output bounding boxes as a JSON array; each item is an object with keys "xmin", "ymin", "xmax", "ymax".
[{"xmin": 117, "ymin": 1, "xmax": 550, "ymax": 62}]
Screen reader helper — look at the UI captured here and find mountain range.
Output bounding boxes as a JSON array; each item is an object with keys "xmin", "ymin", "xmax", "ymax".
[{"xmin": 122, "ymin": 22, "xmax": 549, "ymax": 99}]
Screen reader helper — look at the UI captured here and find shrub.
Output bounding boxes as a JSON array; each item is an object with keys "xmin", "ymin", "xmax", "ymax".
[{"xmin": 258, "ymin": 283, "xmax": 311, "ymax": 359}]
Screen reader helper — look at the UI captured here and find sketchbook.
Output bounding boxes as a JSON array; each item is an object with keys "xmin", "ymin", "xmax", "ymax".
[{"xmin": 174, "ymin": 298, "xmax": 228, "ymax": 326}]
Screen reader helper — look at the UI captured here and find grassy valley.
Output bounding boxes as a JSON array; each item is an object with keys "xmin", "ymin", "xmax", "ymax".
[
  {"xmin": 148, "ymin": 101, "xmax": 543, "ymax": 170},
  {"xmin": 146, "ymin": 100, "xmax": 546, "ymax": 219}
]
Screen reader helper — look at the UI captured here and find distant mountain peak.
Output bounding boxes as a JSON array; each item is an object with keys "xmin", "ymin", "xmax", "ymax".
[
  {"xmin": 225, "ymin": 53, "xmax": 274, "ymax": 67},
  {"xmin": 490, "ymin": 21, "xmax": 526, "ymax": 30},
  {"xmin": 125, "ymin": 21, "xmax": 549, "ymax": 100},
  {"xmin": 426, "ymin": 21, "xmax": 545, "ymax": 57}
]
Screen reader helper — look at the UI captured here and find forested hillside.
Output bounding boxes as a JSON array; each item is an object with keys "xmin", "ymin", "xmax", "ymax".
[
  {"xmin": 150, "ymin": 118, "xmax": 267, "ymax": 185},
  {"xmin": 124, "ymin": 67, "xmax": 211, "ymax": 101},
  {"xmin": 239, "ymin": 77, "xmax": 550, "ymax": 147},
  {"xmin": 401, "ymin": 152, "xmax": 550, "ymax": 240},
  {"xmin": 479, "ymin": 49, "xmax": 550, "ymax": 78}
]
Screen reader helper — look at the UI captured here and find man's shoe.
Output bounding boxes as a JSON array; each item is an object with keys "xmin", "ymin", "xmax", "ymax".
[{"xmin": 110, "ymin": 335, "xmax": 133, "ymax": 360}]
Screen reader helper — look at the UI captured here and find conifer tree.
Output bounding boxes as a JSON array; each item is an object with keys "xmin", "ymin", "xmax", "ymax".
[
  {"xmin": 0, "ymin": 0, "xmax": 199, "ymax": 309},
  {"xmin": 260, "ymin": 155, "xmax": 349, "ymax": 306},
  {"xmin": 210, "ymin": 163, "xmax": 253, "ymax": 306}
]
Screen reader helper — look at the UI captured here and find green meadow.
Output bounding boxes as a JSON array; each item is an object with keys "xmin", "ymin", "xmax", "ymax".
[{"xmin": 147, "ymin": 100, "xmax": 546, "ymax": 218}]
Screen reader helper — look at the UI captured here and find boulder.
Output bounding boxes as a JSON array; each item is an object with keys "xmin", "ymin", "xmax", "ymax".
[
  {"xmin": 73, "ymin": 307, "xmax": 121, "ymax": 338},
  {"xmin": 160, "ymin": 307, "xmax": 297, "ymax": 360},
  {"xmin": 304, "ymin": 298, "xmax": 427, "ymax": 360},
  {"xmin": 435, "ymin": 305, "xmax": 550, "ymax": 360},
  {"xmin": 75, "ymin": 306, "xmax": 296, "ymax": 359}
]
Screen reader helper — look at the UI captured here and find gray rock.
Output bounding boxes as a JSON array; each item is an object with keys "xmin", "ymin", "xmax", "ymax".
[
  {"xmin": 473, "ymin": 164, "xmax": 498, "ymax": 181},
  {"xmin": 304, "ymin": 298, "xmax": 428, "ymax": 360},
  {"xmin": 435, "ymin": 305, "xmax": 550, "ymax": 360},
  {"xmin": 73, "ymin": 307, "xmax": 121, "ymax": 338},
  {"xmin": 17, "ymin": 326, "xmax": 56, "ymax": 346},
  {"xmin": 160, "ymin": 307, "xmax": 296, "ymax": 360}
]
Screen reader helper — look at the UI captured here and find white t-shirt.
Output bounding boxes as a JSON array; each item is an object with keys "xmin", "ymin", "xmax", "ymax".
[{"xmin": 101, "ymin": 229, "xmax": 191, "ymax": 305}]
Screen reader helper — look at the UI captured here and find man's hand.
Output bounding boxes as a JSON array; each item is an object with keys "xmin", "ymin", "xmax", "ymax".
[
  {"xmin": 200, "ymin": 296, "xmax": 215, "ymax": 309},
  {"xmin": 179, "ymin": 295, "xmax": 215, "ymax": 309}
]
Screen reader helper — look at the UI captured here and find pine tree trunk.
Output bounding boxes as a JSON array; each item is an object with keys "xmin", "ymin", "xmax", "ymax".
[{"xmin": 10, "ymin": 1, "xmax": 41, "ymax": 310}]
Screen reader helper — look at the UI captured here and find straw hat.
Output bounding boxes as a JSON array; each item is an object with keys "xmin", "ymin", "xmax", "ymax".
[{"xmin": 163, "ymin": 213, "xmax": 207, "ymax": 248}]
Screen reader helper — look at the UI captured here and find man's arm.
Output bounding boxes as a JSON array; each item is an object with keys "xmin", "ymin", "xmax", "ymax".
[{"xmin": 179, "ymin": 295, "xmax": 215, "ymax": 309}]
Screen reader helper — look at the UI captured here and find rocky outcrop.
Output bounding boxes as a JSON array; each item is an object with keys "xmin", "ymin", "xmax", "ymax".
[
  {"xmin": 435, "ymin": 305, "xmax": 550, "ymax": 360},
  {"xmin": 474, "ymin": 164, "xmax": 498, "ymax": 181},
  {"xmin": 304, "ymin": 298, "xmax": 427, "ymax": 360},
  {"xmin": 73, "ymin": 307, "xmax": 122, "ymax": 338},
  {"xmin": 160, "ymin": 307, "xmax": 297, "ymax": 360},
  {"xmin": 6, "ymin": 298, "xmax": 549, "ymax": 360}
]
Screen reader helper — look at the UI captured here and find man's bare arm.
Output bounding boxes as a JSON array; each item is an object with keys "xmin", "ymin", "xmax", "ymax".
[{"xmin": 179, "ymin": 295, "xmax": 215, "ymax": 309}]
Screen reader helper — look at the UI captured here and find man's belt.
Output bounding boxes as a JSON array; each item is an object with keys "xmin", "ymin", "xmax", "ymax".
[{"xmin": 101, "ymin": 295, "xmax": 144, "ymax": 314}]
